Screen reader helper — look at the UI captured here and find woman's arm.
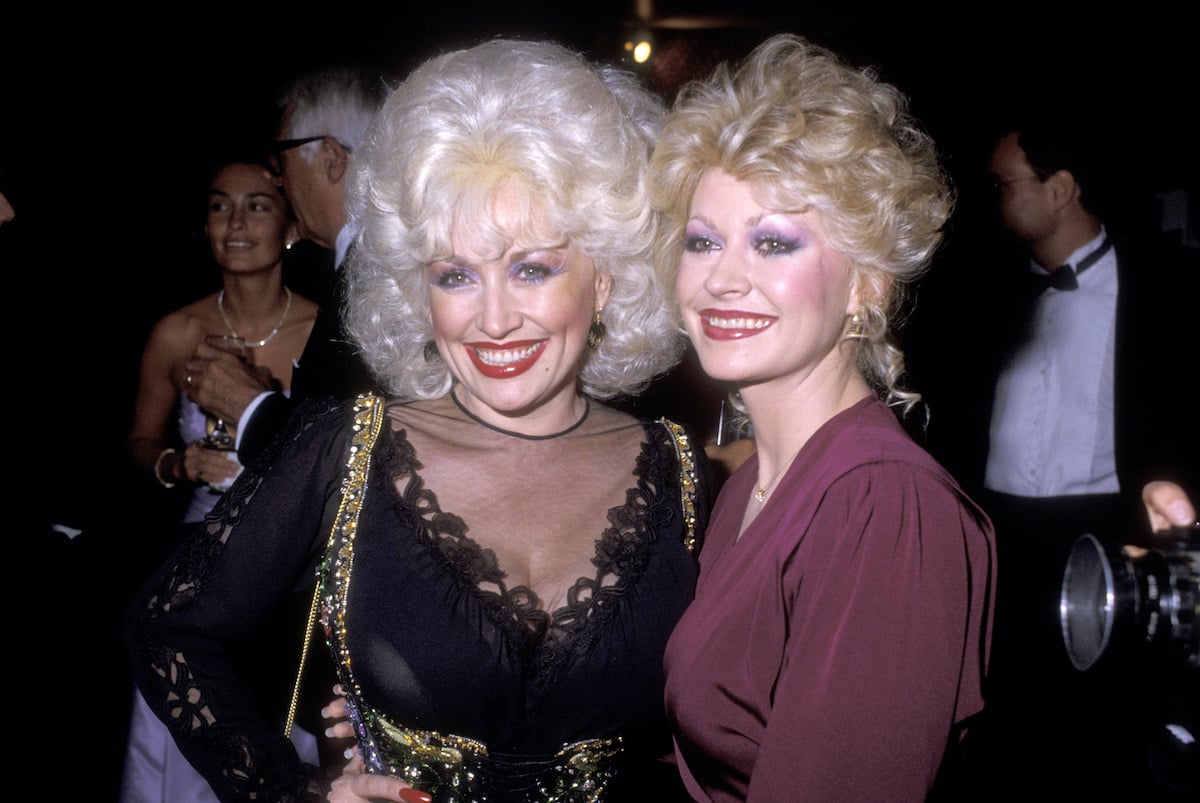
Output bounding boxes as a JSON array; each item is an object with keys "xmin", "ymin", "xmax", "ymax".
[
  {"xmin": 124, "ymin": 397, "xmax": 351, "ymax": 801},
  {"xmin": 127, "ymin": 313, "xmax": 191, "ymax": 481}
]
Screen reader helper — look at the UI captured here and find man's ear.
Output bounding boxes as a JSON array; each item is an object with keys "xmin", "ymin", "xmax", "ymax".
[
  {"xmin": 323, "ymin": 138, "xmax": 351, "ymax": 184},
  {"xmin": 1047, "ymin": 169, "xmax": 1080, "ymax": 209}
]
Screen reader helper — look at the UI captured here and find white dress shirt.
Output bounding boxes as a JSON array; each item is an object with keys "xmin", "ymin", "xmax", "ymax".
[{"xmin": 985, "ymin": 228, "xmax": 1120, "ymax": 497}]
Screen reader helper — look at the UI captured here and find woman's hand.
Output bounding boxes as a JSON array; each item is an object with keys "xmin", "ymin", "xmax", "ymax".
[
  {"xmin": 181, "ymin": 440, "xmax": 242, "ymax": 486},
  {"xmin": 322, "ymin": 687, "xmax": 355, "ymax": 741},
  {"xmin": 326, "ymin": 752, "xmax": 431, "ymax": 803},
  {"xmin": 321, "ymin": 685, "xmax": 431, "ymax": 802}
]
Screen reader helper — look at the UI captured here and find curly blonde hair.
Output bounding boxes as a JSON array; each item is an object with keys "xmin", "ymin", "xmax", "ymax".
[
  {"xmin": 649, "ymin": 34, "xmax": 954, "ymax": 411},
  {"xmin": 344, "ymin": 38, "xmax": 684, "ymax": 400}
]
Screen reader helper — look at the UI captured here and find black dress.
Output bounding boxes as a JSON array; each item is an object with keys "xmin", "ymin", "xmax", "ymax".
[{"xmin": 125, "ymin": 393, "xmax": 705, "ymax": 802}]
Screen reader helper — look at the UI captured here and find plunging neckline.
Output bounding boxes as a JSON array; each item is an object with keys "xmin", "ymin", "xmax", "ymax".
[{"xmin": 376, "ymin": 419, "xmax": 673, "ymax": 652}]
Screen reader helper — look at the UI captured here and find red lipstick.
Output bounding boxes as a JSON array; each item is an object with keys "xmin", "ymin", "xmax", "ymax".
[
  {"xmin": 465, "ymin": 339, "xmax": 546, "ymax": 378},
  {"xmin": 697, "ymin": 309, "xmax": 777, "ymax": 341}
]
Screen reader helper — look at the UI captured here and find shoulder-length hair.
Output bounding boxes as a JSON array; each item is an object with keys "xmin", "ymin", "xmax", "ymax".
[{"xmin": 650, "ymin": 34, "xmax": 954, "ymax": 410}]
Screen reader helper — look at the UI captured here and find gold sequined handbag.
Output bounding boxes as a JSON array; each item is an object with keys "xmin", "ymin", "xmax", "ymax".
[{"xmin": 283, "ymin": 393, "xmax": 386, "ymax": 738}]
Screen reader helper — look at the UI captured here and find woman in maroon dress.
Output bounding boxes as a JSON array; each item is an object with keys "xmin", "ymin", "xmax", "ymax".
[{"xmin": 650, "ymin": 34, "xmax": 997, "ymax": 801}]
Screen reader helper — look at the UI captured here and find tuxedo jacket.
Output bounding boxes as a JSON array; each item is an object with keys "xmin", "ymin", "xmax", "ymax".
[
  {"xmin": 913, "ymin": 230, "xmax": 1199, "ymax": 538},
  {"xmin": 238, "ymin": 242, "xmax": 378, "ymax": 465}
]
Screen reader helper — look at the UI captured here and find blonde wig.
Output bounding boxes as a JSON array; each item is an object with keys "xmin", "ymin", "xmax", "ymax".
[{"xmin": 345, "ymin": 38, "xmax": 684, "ymax": 400}]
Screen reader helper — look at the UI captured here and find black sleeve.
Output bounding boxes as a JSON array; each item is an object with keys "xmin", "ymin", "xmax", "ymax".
[
  {"xmin": 124, "ymin": 397, "xmax": 351, "ymax": 802},
  {"xmin": 237, "ymin": 392, "xmax": 299, "ymax": 467},
  {"xmin": 238, "ymin": 305, "xmax": 379, "ymax": 467}
]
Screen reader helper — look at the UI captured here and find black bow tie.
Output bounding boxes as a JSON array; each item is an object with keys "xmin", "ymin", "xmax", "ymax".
[{"xmin": 1034, "ymin": 236, "xmax": 1113, "ymax": 295}]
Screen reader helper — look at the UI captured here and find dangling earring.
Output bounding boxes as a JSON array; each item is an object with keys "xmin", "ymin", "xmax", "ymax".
[
  {"xmin": 587, "ymin": 310, "xmax": 607, "ymax": 350},
  {"xmin": 423, "ymin": 340, "xmax": 440, "ymax": 362},
  {"xmin": 285, "ymin": 240, "xmax": 296, "ymax": 251}
]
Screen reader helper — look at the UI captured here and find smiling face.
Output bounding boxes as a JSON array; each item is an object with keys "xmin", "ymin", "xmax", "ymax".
[
  {"xmin": 676, "ymin": 169, "xmax": 859, "ymax": 393},
  {"xmin": 428, "ymin": 185, "xmax": 611, "ymax": 432},
  {"xmin": 205, "ymin": 163, "xmax": 291, "ymax": 273}
]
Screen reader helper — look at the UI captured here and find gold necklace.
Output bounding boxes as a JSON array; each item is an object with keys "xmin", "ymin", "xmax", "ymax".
[
  {"xmin": 754, "ymin": 451, "xmax": 799, "ymax": 503},
  {"xmin": 217, "ymin": 287, "xmax": 293, "ymax": 347}
]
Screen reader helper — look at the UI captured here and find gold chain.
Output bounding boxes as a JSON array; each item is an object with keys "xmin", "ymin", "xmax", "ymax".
[{"xmin": 754, "ymin": 448, "xmax": 801, "ymax": 503}]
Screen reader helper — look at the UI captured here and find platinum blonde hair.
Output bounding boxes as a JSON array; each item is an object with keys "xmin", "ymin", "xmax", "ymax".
[
  {"xmin": 650, "ymin": 34, "xmax": 954, "ymax": 411},
  {"xmin": 345, "ymin": 38, "xmax": 683, "ymax": 400}
]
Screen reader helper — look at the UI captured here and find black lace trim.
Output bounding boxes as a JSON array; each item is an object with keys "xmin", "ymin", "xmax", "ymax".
[{"xmin": 377, "ymin": 418, "xmax": 679, "ymax": 683}]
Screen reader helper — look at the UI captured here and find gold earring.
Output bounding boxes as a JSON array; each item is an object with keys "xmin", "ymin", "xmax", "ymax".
[
  {"xmin": 848, "ymin": 310, "xmax": 865, "ymax": 337},
  {"xmin": 587, "ymin": 311, "xmax": 607, "ymax": 350}
]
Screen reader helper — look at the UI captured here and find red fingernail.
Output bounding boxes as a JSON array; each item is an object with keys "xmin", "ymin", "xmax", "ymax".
[{"xmin": 400, "ymin": 790, "xmax": 432, "ymax": 803}]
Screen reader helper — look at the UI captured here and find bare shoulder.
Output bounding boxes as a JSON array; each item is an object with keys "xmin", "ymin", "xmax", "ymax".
[{"xmin": 145, "ymin": 293, "xmax": 221, "ymax": 359}]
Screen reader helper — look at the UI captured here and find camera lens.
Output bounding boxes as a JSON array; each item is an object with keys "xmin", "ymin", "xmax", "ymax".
[
  {"xmin": 1060, "ymin": 529, "xmax": 1200, "ymax": 671},
  {"xmin": 1061, "ymin": 534, "xmax": 1117, "ymax": 670}
]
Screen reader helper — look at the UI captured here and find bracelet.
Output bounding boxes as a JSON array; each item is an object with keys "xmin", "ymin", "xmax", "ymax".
[{"xmin": 154, "ymin": 448, "xmax": 178, "ymax": 489}]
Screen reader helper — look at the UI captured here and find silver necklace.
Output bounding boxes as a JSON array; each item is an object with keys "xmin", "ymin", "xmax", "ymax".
[{"xmin": 217, "ymin": 287, "xmax": 293, "ymax": 347}]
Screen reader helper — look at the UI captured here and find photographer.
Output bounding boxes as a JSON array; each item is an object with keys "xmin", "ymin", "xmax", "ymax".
[{"xmin": 910, "ymin": 103, "xmax": 1200, "ymax": 799}]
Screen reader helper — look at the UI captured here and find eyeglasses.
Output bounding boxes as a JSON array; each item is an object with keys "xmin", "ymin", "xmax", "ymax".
[
  {"xmin": 268, "ymin": 136, "xmax": 352, "ymax": 176},
  {"xmin": 991, "ymin": 174, "xmax": 1041, "ymax": 190}
]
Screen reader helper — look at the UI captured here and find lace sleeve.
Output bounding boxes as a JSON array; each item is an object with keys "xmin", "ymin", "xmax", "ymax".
[{"xmin": 123, "ymin": 396, "xmax": 353, "ymax": 802}]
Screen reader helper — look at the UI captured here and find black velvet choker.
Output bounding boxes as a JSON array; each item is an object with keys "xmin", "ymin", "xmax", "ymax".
[{"xmin": 450, "ymin": 388, "xmax": 591, "ymax": 441}]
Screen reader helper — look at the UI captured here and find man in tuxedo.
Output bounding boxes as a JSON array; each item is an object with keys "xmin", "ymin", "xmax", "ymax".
[
  {"xmin": 918, "ymin": 112, "xmax": 1199, "ymax": 800},
  {"xmin": 183, "ymin": 64, "xmax": 387, "ymax": 465}
]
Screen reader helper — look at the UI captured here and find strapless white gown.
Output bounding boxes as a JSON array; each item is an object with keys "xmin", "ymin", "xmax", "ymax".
[{"xmin": 177, "ymin": 394, "xmax": 244, "ymax": 524}]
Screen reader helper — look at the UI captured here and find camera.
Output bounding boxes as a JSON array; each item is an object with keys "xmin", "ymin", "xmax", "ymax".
[{"xmin": 1059, "ymin": 526, "xmax": 1199, "ymax": 671}]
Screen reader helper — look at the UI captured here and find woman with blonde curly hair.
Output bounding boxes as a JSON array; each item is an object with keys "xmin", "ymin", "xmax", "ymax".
[
  {"xmin": 650, "ymin": 34, "xmax": 996, "ymax": 801},
  {"xmin": 126, "ymin": 39, "xmax": 707, "ymax": 803}
]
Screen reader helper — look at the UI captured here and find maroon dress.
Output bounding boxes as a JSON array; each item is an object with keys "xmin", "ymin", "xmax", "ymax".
[{"xmin": 664, "ymin": 397, "xmax": 995, "ymax": 802}]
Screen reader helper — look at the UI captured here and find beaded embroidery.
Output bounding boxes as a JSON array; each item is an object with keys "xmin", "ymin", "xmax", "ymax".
[{"xmin": 317, "ymin": 396, "xmax": 691, "ymax": 800}]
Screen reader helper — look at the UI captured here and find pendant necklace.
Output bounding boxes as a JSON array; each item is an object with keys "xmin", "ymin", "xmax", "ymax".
[
  {"xmin": 451, "ymin": 388, "xmax": 590, "ymax": 441},
  {"xmin": 218, "ymin": 287, "xmax": 293, "ymax": 347},
  {"xmin": 754, "ymin": 450, "xmax": 800, "ymax": 503}
]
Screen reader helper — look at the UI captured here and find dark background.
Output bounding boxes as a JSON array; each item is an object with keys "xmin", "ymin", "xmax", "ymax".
[
  {"xmin": 3, "ymin": 3, "xmax": 1196, "ymax": 798},
  {"xmin": 4, "ymin": 1, "xmax": 1196, "ymax": 486}
]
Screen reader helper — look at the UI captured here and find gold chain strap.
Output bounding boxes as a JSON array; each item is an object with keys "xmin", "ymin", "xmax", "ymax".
[{"xmin": 284, "ymin": 394, "xmax": 386, "ymax": 738}]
